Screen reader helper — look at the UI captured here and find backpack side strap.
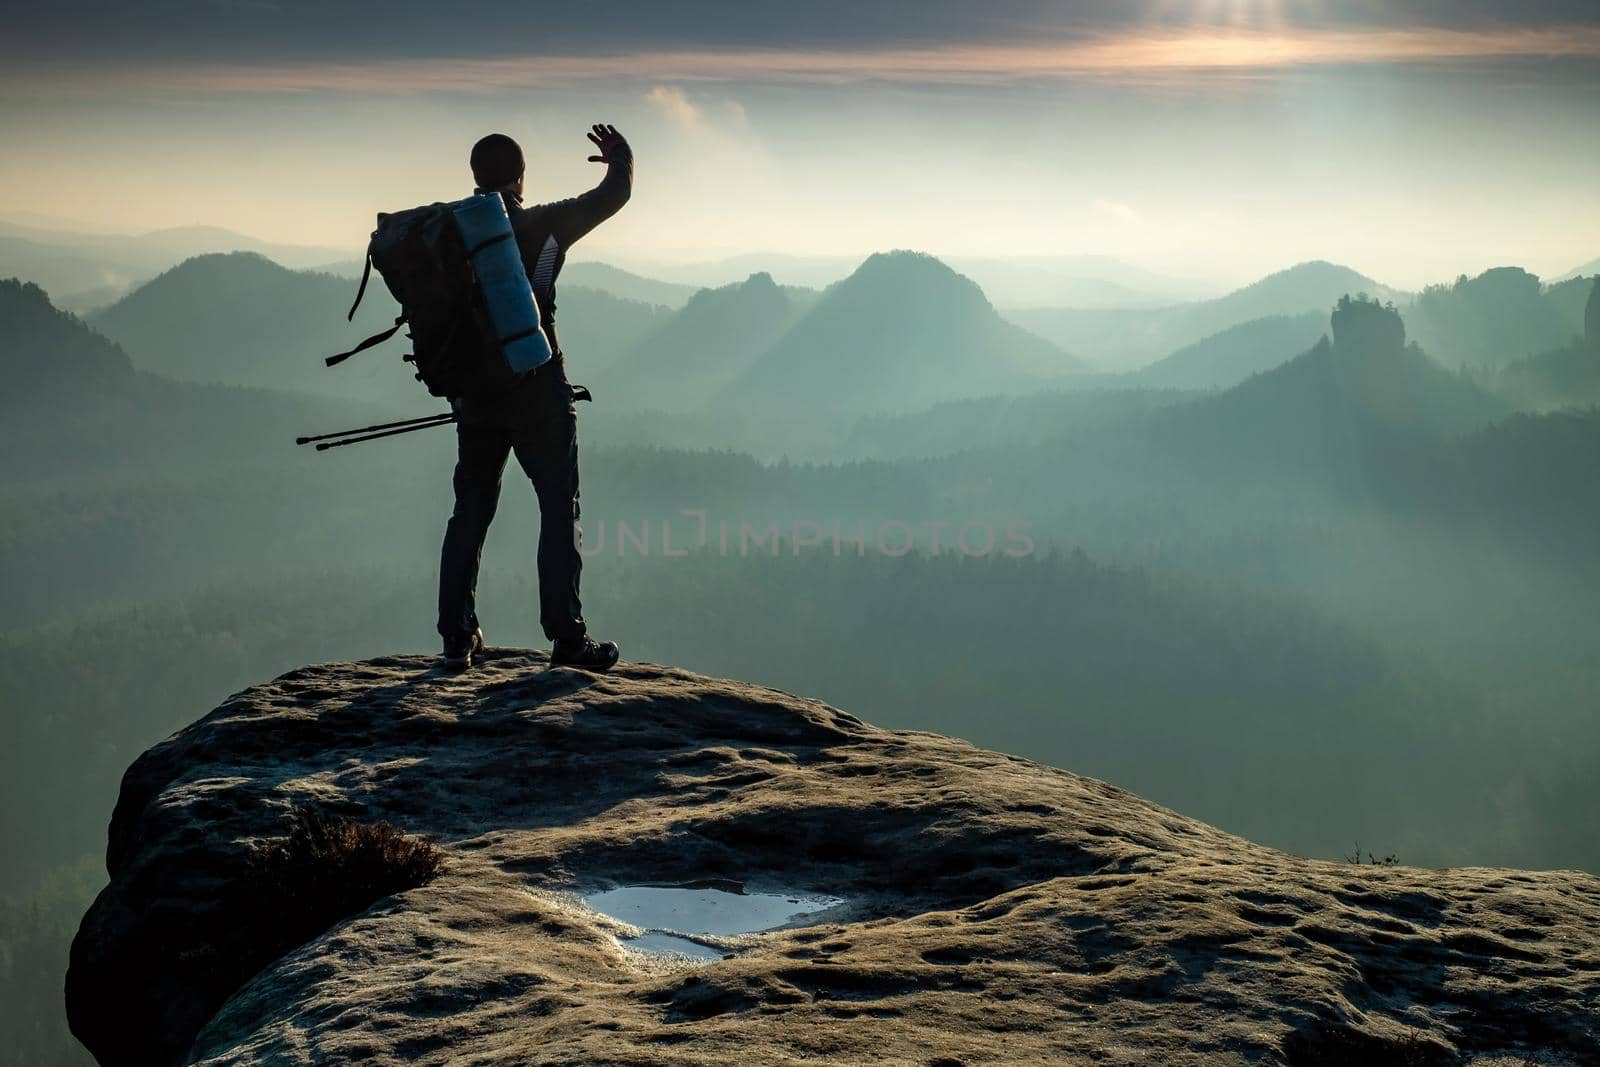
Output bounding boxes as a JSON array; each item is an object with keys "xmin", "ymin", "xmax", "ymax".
[
  {"xmin": 346, "ymin": 248, "xmax": 375, "ymax": 321},
  {"xmin": 327, "ymin": 314, "xmax": 405, "ymax": 367}
]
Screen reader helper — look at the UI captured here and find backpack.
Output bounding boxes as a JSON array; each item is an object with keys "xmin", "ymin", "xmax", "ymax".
[{"xmin": 328, "ymin": 194, "xmax": 551, "ymax": 400}]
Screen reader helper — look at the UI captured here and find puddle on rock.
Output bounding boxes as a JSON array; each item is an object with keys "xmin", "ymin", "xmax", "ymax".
[
  {"xmin": 621, "ymin": 931, "xmax": 725, "ymax": 960},
  {"xmin": 582, "ymin": 884, "xmax": 845, "ymax": 960}
]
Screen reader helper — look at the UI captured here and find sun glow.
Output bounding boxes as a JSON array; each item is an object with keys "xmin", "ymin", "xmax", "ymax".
[{"xmin": 1152, "ymin": 0, "xmax": 1300, "ymax": 30}]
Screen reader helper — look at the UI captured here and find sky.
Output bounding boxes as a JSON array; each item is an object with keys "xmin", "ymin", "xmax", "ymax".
[{"xmin": 0, "ymin": 1, "xmax": 1597, "ymax": 290}]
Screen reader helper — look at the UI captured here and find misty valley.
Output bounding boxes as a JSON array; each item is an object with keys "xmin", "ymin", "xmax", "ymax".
[{"xmin": 2, "ymin": 236, "xmax": 1598, "ymax": 1063}]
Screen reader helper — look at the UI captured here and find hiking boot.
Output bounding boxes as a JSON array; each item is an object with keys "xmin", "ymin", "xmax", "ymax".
[
  {"xmin": 550, "ymin": 635, "xmax": 620, "ymax": 672},
  {"xmin": 442, "ymin": 627, "xmax": 485, "ymax": 670}
]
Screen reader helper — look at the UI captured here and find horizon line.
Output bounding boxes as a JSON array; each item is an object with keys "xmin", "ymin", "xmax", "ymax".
[{"xmin": 6, "ymin": 213, "xmax": 1595, "ymax": 299}]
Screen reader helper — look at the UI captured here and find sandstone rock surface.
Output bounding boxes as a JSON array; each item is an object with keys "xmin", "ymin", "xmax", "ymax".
[{"xmin": 69, "ymin": 651, "xmax": 1600, "ymax": 1065}]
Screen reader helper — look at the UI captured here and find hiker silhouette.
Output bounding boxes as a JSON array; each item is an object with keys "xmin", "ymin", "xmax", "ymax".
[{"xmin": 437, "ymin": 125, "xmax": 632, "ymax": 672}]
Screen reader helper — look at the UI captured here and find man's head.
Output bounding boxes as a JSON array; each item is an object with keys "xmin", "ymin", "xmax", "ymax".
[{"xmin": 471, "ymin": 133, "xmax": 524, "ymax": 195}]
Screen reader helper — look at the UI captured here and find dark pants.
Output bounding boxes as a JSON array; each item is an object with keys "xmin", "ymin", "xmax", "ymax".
[{"xmin": 437, "ymin": 359, "xmax": 585, "ymax": 643}]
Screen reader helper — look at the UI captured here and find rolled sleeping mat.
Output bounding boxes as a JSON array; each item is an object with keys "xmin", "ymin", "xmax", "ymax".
[{"xmin": 452, "ymin": 193, "xmax": 553, "ymax": 374}]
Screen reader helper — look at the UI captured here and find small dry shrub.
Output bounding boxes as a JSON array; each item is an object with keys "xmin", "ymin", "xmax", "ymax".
[
  {"xmin": 1283, "ymin": 1022, "xmax": 1455, "ymax": 1066},
  {"xmin": 248, "ymin": 806, "xmax": 443, "ymax": 954}
]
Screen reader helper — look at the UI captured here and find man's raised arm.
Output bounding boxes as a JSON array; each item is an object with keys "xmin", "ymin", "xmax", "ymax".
[{"xmin": 543, "ymin": 123, "xmax": 633, "ymax": 248}]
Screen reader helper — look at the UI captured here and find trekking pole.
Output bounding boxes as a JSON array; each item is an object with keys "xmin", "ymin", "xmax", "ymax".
[
  {"xmin": 312, "ymin": 415, "xmax": 459, "ymax": 451},
  {"xmin": 295, "ymin": 412, "xmax": 456, "ymax": 446}
]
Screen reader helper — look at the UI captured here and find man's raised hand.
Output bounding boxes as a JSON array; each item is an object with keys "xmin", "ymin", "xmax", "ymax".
[{"xmin": 586, "ymin": 124, "xmax": 627, "ymax": 164}]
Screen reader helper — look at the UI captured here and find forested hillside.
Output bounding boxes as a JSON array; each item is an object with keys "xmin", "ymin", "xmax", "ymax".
[{"xmin": 1406, "ymin": 267, "xmax": 1591, "ymax": 368}]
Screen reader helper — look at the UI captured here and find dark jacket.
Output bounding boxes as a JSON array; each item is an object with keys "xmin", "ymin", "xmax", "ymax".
[{"xmin": 476, "ymin": 140, "xmax": 633, "ymax": 356}]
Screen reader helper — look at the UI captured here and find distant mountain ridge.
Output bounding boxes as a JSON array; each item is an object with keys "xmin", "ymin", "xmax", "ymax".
[
  {"xmin": 0, "ymin": 237, "xmax": 143, "ymax": 315},
  {"xmin": 1153, "ymin": 297, "xmax": 1506, "ymax": 485},
  {"xmin": 1006, "ymin": 260, "xmax": 1398, "ymax": 372},
  {"xmin": 1405, "ymin": 267, "xmax": 1590, "ymax": 368},
  {"xmin": 560, "ymin": 261, "xmax": 703, "ymax": 309},
  {"xmin": 1187, "ymin": 261, "xmax": 1397, "ymax": 339},
  {"xmin": 595, "ymin": 271, "xmax": 814, "ymax": 411},
  {"xmin": 87, "ymin": 252, "xmax": 668, "ymax": 403},
  {"xmin": 1129, "ymin": 312, "xmax": 1327, "ymax": 391},
  {"xmin": 1556, "ymin": 256, "xmax": 1600, "ymax": 281},
  {"xmin": 721, "ymin": 250, "xmax": 1083, "ymax": 417},
  {"xmin": 91, "ymin": 247, "xmax": 1089, "ymax": 421},
  {"xmin": 0, "ymin": 278, "xmax": 132, "ymax": 396},
  {"xmin": 950, "ymin": 254, "xmax": 1220, "ymax": 308},
  {"xmin": 0, "ymin": 217, "xmax": 356, "ymax": 309},
  {"xmin": 0, "ymin": 277, "xmax": 374, "ymax": 480},
  {"xmin": 1488, "ymin": 278, "xmax": 1600, "ymax": 409},
  {"xmin": 91, "ymin": 252, "xmax": 417, "ymax": 405},
  {"xmin": 72, "ymin": 247, "xmax": 1568, "ymax": 434},
  {"xmin": 609, "ymin": 252, "xmax": 865, "ymax": 291},
  {"xmin": 604, "ymin": 251, "xmax": 1215, "ymax": 309}
]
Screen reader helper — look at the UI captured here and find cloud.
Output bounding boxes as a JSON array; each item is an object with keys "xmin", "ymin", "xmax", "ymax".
[
  {"xmin": 1092, "ymin": 199, "xmax": 1145, "ymax": 226},
  {"xmin": 5, "ymin": 25, "xmax": 1600, "ymax": 96},
  {"xmin": 646, "ymin": 85, "xmax": 704, "ymax": 129},
  {"xmin": 644, "ymin": 84, "xmax": 749, "ymax": 148}
]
